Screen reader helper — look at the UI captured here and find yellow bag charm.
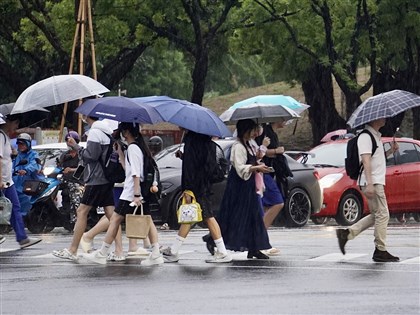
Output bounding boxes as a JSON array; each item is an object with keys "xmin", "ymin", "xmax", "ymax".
[{"xmin": 177, "ymin": 190, "xmax": 203, "ymax": 224}]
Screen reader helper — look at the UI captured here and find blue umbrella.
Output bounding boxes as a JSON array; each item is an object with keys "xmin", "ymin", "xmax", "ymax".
[
  {"xmin": 75, "ymin": 96, "xmax": 164, "ymax": 124},
  {"xmin": 347, "ymin": 90, "xmax": 420, "ymax": 128},
  {"xmin": 132, "ymin": 96, "xmax": 232, "ymax": 138},
  {"xmin": 231, "ymin": 95, "xmax": 309, "ymax": 114}
]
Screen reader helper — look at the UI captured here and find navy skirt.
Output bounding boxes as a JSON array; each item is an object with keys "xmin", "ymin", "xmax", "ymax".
[{"xmin": 218, "ymin": 168, "xmax": 271, "ymax": 252}]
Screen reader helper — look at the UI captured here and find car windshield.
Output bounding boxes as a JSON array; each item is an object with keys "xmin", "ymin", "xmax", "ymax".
[
  {"xmin": 34, "ymin": 148, "xmax": 65, "ymax": 168},
  {"xmin": 303, "ymin": 142, "xmax": 347, "ymax": 167}
]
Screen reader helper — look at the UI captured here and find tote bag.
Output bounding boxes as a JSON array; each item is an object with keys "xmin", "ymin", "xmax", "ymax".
[
  {"xmin": 177, "ymin": 190, "xmax": 203, "ymax": 224},
  {"xmin": 125, "ymin": 203, "xmax": 152, "ymax": 239}
]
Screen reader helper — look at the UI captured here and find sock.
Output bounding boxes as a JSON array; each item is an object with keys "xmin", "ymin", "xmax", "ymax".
[
  {"xmin": 214, "ymin": 237, "xmax": 227, "ymax": 255},
  {"xmin": 151, "ymin": 243, "xmax": 160, "ymax": 258},
  {"xmin": 171, "ymin": 235, "xmax": 185, "ymax": 254},
  {"xmin": 99, "ymin": 242, "xmax": 111, "ymax": 256}
]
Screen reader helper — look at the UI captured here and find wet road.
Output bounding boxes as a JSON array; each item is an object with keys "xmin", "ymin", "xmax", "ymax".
[{"xmin": 1, "ymin": 222, "xmax": 419, "ymax": 314}]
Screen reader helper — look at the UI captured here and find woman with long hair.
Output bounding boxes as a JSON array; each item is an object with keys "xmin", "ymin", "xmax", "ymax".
[
  {"xmin": 218, "ymin": 119, "xmax": 273, "ymax": 259},
  {"xmin": 84, "ymin": 122, "xmax": 163, "ymax": 265}
]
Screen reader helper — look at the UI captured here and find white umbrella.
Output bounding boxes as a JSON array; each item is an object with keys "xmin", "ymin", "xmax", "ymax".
[
  {"xmin": 0, "ymin": 102, "xmax": 49, "ymax": 116},
  {"xmin": 11, "ymin": 74, "xmax": 110, "ymax": 114}
]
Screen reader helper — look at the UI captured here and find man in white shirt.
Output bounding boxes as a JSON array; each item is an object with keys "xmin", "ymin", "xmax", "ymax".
[{"xmin": 336, "ymin": 118, "xmax": 400, "ymax": 262}]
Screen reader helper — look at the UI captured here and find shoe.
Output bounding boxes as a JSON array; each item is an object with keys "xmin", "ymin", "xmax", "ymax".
[
  {"xmin": 262, "ymin": 247, "xmax": 281, "ymax": 256},
  {"xmin": 141, "ymin": 254, "xmax": 164, "ymax": 266},
  {"xmin": 127, "ymin": 247, "xmax": 150, "ymax": 256},
  {"xmin": 0, "ymin": 235, "xmax": 5, "ymax": 245},
  {"xmin": 80, "ymin": 234, "xmax": 93, "ymax": 253},
  {"xmin": 19, "ymin": 238, "xmax": 42, "ymax": 249},
  {"xmin": 161, "ymin": 247, "xmax": 179, "ymax": 263},
  {"xmin": 52, "ymin": 248, "xmax": 78, "ymax": 261},
  {"xmin": 205, "ymin": 252, "xmax": 232, "ymax": 263},
  {"xmin": 107, "ymin": 252, "xmax": 126, "ymax": 262},
  {"xmin": 247, "ymin": 250, "xmax": 269, "ymax": 259},
  {"xmin": 159, "ymin": 223, "xmax": 169, "ymax": 230},
  {"xmin": 83, "ymin": 250, "xmax": 107, "ymax": 265},
  {"xmin": 372, "ymin": 248, "xmax": 400, "ymax": 262},
  {"xmin": 336, "ymin": 229, "xmax": 349, "ymax": 255},
  {"xmin": 202, "ymin": 234, "xmax": 215, "ymax": 256}
]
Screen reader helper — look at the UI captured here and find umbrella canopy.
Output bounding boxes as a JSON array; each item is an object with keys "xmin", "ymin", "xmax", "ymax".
[
  {"xmin": 0, "ymin": 102, "xmax": 49, "ymax": 116},
  {"xmin": 231, "ymin": 94, "xmax": 309, "ymax": 115},
  {"xmin": 132, "ymin": 96, "xmax": 232, "ymax": 138},
  {"xmin": 75, "ymin": 96, "xmax": 164, "ymax": 124},
  {"xmin": 220, "ymin": 103, "xmax": 300, "ymax": 124},
  {"xmin": 11, "ymin": 74, "xmax": 110, "ymax": 114},
  {"xmin": 347, "ymin": 90, "xmax": 420, "ymax": 128},
  {"xmin": 320, "ymin": 129, "xmax": 349, "ymax": 142}
]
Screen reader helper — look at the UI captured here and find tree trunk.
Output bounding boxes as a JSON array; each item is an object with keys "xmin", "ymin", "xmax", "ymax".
[
  {"xmin": 301, "ymin": 64, "xmax": 346, "ymax": 146},
  {"xmin": 190, "ymin": 50, "xmax": 209, "ymax": 105}
]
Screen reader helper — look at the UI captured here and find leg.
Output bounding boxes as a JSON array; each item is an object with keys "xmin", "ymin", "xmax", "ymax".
[
  {"xmin": 83, "ymin": 215, "xmax": 109, "ymax": 242},
  {"xmin": 103, "ymin": 205, "xmax": 123, "ymax": 256},
  {"xmin": 103, "ymin": 212, "xmax": 124, "ymax": 246},
  {"xmin": 263, "ymin": 203, "xmax": 284, "ymax": 229},
  {"xmin": 4, "ymin": 185, "xmax": 27, "ymax": 243},
  {"xmin": 371, "ymin": 185, "xmax": 390, "ymax": 251},
  {"xmin": 68, "ymin": 203, "xmax": 92, "ymax": 254}
]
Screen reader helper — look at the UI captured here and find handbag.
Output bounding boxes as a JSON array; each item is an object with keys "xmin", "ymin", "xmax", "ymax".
[
  {"xmin": 0, "ymin": 191, "xmax": 12, "ymax": 225},
  {"xmin": 125, "ymin": 203, "xmax": 152, "ymax": 239},
  {"xmin": 177, "ymin": 190, "xmax": 203, "ymax": 224}
]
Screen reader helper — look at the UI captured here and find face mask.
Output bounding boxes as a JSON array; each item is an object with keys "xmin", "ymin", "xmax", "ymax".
[
  {"xmin": 81, "ymin": 115, "xmax": 88, "ymax": 124},
  {"xmin": 120, "ymin": 134, "xmax": 127, "ymax": 144}
]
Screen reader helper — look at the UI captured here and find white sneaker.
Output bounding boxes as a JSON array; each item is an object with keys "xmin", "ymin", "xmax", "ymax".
[
  {"xmin": 205, "ymin": 252, "xmax": 232, "ymax": 263},
  {"xmin": 83, "ymin": 250, "xmax": 107, "ymax": 265},
  {"xmin": 127, "ymin": 247, "xmax": 149, "ymax": 256},
  {"xmin": 161, "ymin": 247, "xmax": 179, "ymax": 263},
  {"xmin": 80, "ymin": 234, "xmax": 93, "ymax": 253},
  {"xmin": 141, "ymin": 254, "xmax": 164, "ymax": 266}
]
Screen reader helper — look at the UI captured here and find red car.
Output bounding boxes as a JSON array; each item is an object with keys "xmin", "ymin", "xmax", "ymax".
[{"xmin": 300, "ymin": 137, "xmax": 420, "ymax": 225}]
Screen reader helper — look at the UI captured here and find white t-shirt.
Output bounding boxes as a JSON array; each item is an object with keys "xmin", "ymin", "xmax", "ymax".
[
  {"xmin": 119, "ymin": 144, "xmax": 144, "ymax": 202},
  {"xmin": 357, "ymin": 125, "xmax": 386, "ymax": 186},
  {"xmin": 0, "ymin": 130, "xmax": 13, "ymax": 186}
]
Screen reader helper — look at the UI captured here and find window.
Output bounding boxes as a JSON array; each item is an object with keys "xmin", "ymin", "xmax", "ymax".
[
  {"xmin": 384, "ymin": 142, "xmax": 396, "ymax": 166},
  {"xmin": 396, "ymin": 142, "xmax": 420, "ymax": 165}
]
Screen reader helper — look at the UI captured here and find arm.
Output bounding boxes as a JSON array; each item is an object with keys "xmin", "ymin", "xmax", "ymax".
[{"xmin": 361, "ymin": 154, "xmax": 374, "ymax": 199}]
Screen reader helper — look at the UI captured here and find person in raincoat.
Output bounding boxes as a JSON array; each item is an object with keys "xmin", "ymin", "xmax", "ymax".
[{"xmin": 12, "ymin": 133, "xmax": 44, "ymax": 215}]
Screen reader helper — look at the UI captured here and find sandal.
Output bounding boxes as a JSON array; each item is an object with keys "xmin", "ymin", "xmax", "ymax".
[
  {"xmin": 107, "ymin": 252, "xmax": 126, "ymax": 262},
  {"xmin": 159, "ymin": 223, "xmax": 169, "ymax": 230},
  {"xmin": 127, "ymin": 247, "xmax": 149, "ymax": 256},
  {"xmin": 262, "ymin": 247, "xmax": 281, "ymax": 256},
  {"xmin": 80, "ymin": 234, "xmax": 93, "ymax": 253},
  {"xmin": 52, "ymin": 248, "xmax": 78, "ymax": 261}
]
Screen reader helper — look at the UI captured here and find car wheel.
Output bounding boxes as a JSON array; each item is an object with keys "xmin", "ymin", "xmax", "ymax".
[
  {"xmin": 26, "ymin": 205, "xmax": 49, "ymax": 234},
  {"xmin": 284, "ymin": 188, "xmax": 311, "ymax": 228},
  {"xmin": 395, "ymin": 213, "xmax": 407, "ymax": 223},
  {"xmin": 336, "ymin": 192, "xmax": 362, "ymax": 226},
  {"xmin": 412, "ymin": 213, "xmax": 420, "ymax": 222},
  {"xmin": 311, "ymin": 216, "xmax": 330, "ymax": 225}
]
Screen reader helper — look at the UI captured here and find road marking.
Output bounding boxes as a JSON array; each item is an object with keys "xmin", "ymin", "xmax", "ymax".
[
  {"xmin": 400, "ymin": 256, "xmax": 420, "ymax": 264},
  {"xmin": 307, "ymin": 253, "xmax": 367, "ymax": 261}
]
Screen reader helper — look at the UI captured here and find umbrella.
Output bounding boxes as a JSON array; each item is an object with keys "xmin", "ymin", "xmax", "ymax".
[
  {"xmin": 220, "ymin": 103, "xmax": 300, "ymax": 124},
  {"xmin": 75, "ymin": 96, "xmax": 164, "ymax": 124},
  {"xmin": 231, "ymin": 94, "xmax": 309, "ymax": 115},
  {"xmin": 132, "ymin": 96, "xmax": 232, "ymax": 138},
  {"xmin": 320, "ymin": 129, "xmax": 349, "ymax": 142},
  {"xmin": 347, "ymin": 90, "xmax": 420, "ymax": 128},
  {"xmin": 11, "ymin": 74, "xmax": 110, "ymax": 114}
]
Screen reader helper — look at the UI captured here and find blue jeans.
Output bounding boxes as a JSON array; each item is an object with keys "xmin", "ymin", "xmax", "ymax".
[{"xmin": 4, "ymin": 185, "xmax": 27, "ymax": 242}]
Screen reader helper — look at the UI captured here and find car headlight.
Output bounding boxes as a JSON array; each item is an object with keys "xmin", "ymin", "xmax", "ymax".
[
  {"xmin": 43, "ymin": 166, "xmax": 55, "ymax": 176},
  {"xmin": 319, "ymin": 173, "xmax": 343, "ymax": 190}
]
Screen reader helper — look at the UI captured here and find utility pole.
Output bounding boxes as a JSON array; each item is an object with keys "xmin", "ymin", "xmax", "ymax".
[{"xmin": 59, "ymin": 0, "xmax": 97, "ymax": 139}]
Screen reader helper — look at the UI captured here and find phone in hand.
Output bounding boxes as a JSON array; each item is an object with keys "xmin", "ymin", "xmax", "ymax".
[
  {"xmin": 72, "ymin": 165, "xmax": 85, "ymax": 180},
  {"xmin": 267, "ymin": 166, "xmax": 275, "ymax": 173}
]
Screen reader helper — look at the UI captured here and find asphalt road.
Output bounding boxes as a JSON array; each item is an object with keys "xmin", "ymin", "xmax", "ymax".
[{"xmin": 1, "ymin": 221, "xmax": 419, "ymax": 315}]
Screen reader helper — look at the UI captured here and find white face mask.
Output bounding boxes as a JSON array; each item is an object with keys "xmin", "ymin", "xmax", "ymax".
[
  {"xmin": 120, "ymin": 133, "xmax": 127, "ymax": 144},
  {"xmin": 81, "ymin": 115, "xmax": 88, "ymax": 124}
]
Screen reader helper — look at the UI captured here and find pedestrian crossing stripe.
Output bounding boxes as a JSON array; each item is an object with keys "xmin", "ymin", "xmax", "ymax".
[
  {"xmin": 307, "ymin": 253, "xmax": 367, "ymax": 261},
  {"xmin": 400, "ymin": 256, "xmax": 420, "ymax": 264}
]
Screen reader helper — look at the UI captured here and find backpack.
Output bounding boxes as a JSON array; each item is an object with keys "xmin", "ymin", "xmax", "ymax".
[
  {"xmin": 345, "ymin": 129, "xmax": 378, "ymax": 181},
  {"xmin": 127, "ymin": 143, "xmax": 162, "ymax": 201},
  {"xmin": 209, "ymin": 142, "xmax": 229, "ymax": 184},
  {"xmin": 100, "ymin": 134, "xmax": 126, "ymax": 184}
]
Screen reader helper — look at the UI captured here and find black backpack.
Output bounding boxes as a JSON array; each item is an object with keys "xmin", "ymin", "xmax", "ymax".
[
  {"xmin": 345, "ymin": 129, "xmax": 378, "ymax": 180},
  {"xmin": 127, "ymin": 143, "xmax": 162, "ymax": 201},
  {"xmin": 100, "ymin": 134, "xmax": 126, "ymax": 184},
  {"xmin": 209, "ymin": 142, "xmax": 229, "ymax": 184}
]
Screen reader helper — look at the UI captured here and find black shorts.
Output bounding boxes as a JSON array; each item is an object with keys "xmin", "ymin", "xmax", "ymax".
[
  {"xmin": 115, "ymin": 199, "xmax": 151, "ymax": 217},
  {"xmin": 80, "ymin": 183, "xmax": 115, "ymax": 207},
  {"xmin": 196, "ymin": 193, "xmax": 213, "ymax": 219}
]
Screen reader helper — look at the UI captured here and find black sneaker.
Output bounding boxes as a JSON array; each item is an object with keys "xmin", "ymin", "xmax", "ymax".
[
  {"xmin": 372, "ymin": 248, "xmax": 400, "ymax": 262},
  {"xmin": 202, "ymin": 234, "xmax": 215, "ymax": 256},
  {"xmin": 336, "ymin": 229, "xmax": 349, "ymax": 255}
]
